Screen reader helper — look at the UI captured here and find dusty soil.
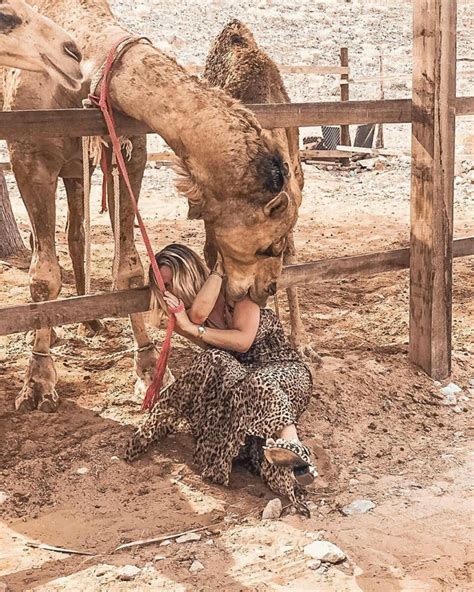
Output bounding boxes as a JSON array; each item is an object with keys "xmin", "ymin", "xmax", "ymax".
[{"xmin": 1, "ymin": 0, "xmax": 473, "ymax": 590}]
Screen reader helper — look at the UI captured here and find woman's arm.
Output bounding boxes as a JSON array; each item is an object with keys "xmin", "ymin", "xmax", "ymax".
[
  {"xmin": 187, "ymin": 257, "xmax": 225, "ymax": 324},
  {"xmin": 165, "ymin": 292, "xmax": 260, "ymax": 353}
]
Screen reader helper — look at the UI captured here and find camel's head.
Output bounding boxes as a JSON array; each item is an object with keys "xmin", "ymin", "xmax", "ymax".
[
  {"xmin": 0, "ymin": 1, "xmax": 82, "ymax": 91},
  {"xmin": 175, "ymin": 119, "xmax": 302, "ymax": 305}
]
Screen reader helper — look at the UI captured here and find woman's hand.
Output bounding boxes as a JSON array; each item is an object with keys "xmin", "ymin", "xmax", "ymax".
[{"xmin": 163, "ymin": 291, "xmax": 194, "ymax": 334}]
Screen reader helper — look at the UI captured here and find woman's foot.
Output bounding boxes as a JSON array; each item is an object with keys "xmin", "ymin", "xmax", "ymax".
[
  {"xmin": 264, "ymin": 438, "xmax": 310, "ymax": 466},
  {"xmin": 293, "ymin": 464, "xmax": 318, "ymax": 486},
  {"xmin": 264, "ymin": 438, "xmax": 317, "ymax": 486}
]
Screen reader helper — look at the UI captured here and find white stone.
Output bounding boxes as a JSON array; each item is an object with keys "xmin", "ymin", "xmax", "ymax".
[
  {"xmin": 469, "ymin": 378, "xmax": 474, "ymax": 387},
  {"xmin": 176, "ymin": 532, "xmax": 201, "ymax": 544},
  {"xmin": 117, "ymin": 565, "xmax": 141, "ymax": 581},
  {"xmin": 110, "ymin": 456, "xmax": 120, "ymax": 462},
  {"xmin": 349, "ymin": 478, "xmax": 359, "ymax": 486},
  {"xmin": 76, "ymin": 467, "xmax": 89, "ymax": 475},
  {"xmin": 95, "ymin": 564, "xmax": 111, "ymax": 577},
  {"xmin": 262, "ymin": 498, "xmax": 282, "ymax": 520},
  {"xmin": 189, "ymin": 560, "xmax": 204, "ymax": 573},
  {"xmin": 0, "ymin": 491, "xmax": 8, "ymax": 505},
  {"xmin": 160, "ymin": 539, "xmax": 172, "ymax": 546},
  {"xmin": 440, "ymin": 382, "xmax": 462, "ymax": 396},
  {"xmin": 441, "ymin": 393, "xmax": 457, "ymax": 406},
  {"xmin": 342, "ymin": 499, "xmax": 376, "ymax": 516},
  {"xmin": 307, "ymin": 559, "xmax": 322, "ymax": 570},
  {"xmin": 304, "ymin": 541, "xmax": 346, "ymax": 564},
  {"xmin": 153, "ymin": 555, "xmax": 166, "ymax": 562}
]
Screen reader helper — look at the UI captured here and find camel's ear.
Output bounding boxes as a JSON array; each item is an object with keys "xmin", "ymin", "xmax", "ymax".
[
  {"xmin": 263, "ymin": 192, "xmax": 289, "ymax": 218},
  {"xmin": 173, "ymin": 157, "xmax": 204, "ymax": 220},
  {"xmin": 187, "ymin": 203, "xmax": 203, "ymax": 220}
]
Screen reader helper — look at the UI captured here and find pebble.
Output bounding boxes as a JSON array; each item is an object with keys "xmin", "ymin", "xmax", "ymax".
[
  {"xmin": 160, "ymin": 539, "xmax": 172, "ymax": 546},
  {"xmin": 304, "ymin": 541, "xmax": 346, "ymax": 564},
  {"xmin": 189, "ymin": 560, "xmax": 204, "ymax": 573},
  {"xmin": 76, "ymin": 467, "xmax": 90, "ymax": 475},
  {"xmin": 117, "ymin": 565, "xmax": 141, "ymax": 581},
  {"xmin": 176, "ymin": 532, "xmax": 201, "ymax": 544},
  {"xmin": 469, "ymin": 379, "xmax": 474, "ymax": 387},
  {"xmin": 153, "ymin": 555, "xmax": 166, "ymax": 562},
  {"xmin": 342, "ymin": 499, "xmax": 376, "ymax": 516},
  {"xmin": 440, "ymin": 393, "xmax": 457, "ymax": 406},
  {"xmin": 440, "ymin": 383, "xmax": 462, "ymax": 396},
  {"xmin": 307, "ymin": 559, "xmax": 322, "ymax": 570},
  {"xmin": 95, "ymin": 564, "xmax": 111, "ymax": 577},
  {"xmin": 110, "ymin": 456, "xmax": 120, "ymax": 462},
  {"xmin": 349, "ymin": 478, "xmax": 359, "ymax": 486},
  {"xmin": 0, "ymin": 492, "xmax": 8, "ymax": 505},
  {"xmin": 262, "ymin": 498, "xmax": 282, "ymax": 520}
]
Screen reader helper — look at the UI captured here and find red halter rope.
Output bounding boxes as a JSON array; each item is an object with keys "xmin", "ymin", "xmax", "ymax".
[{"xmin": 89, "ymin": 35, "xmax": 180, "ymax": 411}]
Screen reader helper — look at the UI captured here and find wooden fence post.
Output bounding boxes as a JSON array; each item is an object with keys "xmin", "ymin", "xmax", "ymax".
[
  {"xmin": 409, "ymin": 0, "xmax": 457, "ymax": 380},
  {"xmin": 376, "ymin": 52, "xmax": 385, "ymax": 148},
  {"xmin": 340, "ymin": 47, "xmax": 350, "ymax": 165}
]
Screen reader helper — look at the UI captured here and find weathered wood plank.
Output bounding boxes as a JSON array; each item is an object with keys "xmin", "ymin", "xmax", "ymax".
[
  {"xmin": 1, "ymin": 238, "xmax": 472, "ymax": 336},
  {"xmin": 409, "ymin": 0, "xmax": 457, "ymax": 380},
  {"xmin": 339, "ymin": 48, "xmax": 351, "ymax": 166},
  {"xmin": 0, "ymin": 97, "xmax": 471, "ymax": 141}
]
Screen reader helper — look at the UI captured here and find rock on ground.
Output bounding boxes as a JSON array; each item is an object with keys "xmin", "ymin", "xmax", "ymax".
[
  {"xmin": 117, "ymin": 565, "xmax": 141, "ymax": 581},
  {"xmin": 304, "ymin": 541, "xmax": 346, "ymax": 564},
  {"xmin": 342, "ymin": 499, "xmax": 376, "ymax": 516},
  {"xmin": 189, "ymin": 560, "xmax": 204, "ymax": 573},
  {"xmin": 176, "ymin": 532, "xmax": 202, "ymax": 543},
  {"xmin": 262, "ymin": 498, "xmax": 282, "ymax": 520}
]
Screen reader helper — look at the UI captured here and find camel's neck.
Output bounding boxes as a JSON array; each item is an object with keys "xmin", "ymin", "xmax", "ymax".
[{"xmin": 110, "ymin": 43, "xmax": 260, "ymax": 194}]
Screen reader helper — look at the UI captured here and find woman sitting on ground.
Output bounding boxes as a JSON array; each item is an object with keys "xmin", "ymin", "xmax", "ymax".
[{"xmin": 125, "ymin": 243, "xmax": 317, "ymax": 514}]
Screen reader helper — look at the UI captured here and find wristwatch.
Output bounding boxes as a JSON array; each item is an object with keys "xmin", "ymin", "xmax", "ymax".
[{"xmin": 197, "ymin": 324, "xmax": 206, "ymax": 339}]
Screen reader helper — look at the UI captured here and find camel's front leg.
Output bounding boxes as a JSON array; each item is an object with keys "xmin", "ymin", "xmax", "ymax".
[
  {"xmin": 63, "ymin": 176, "xmax": 103, "ymax": 336},
  {"xmin": 11, "ymin": 151, "xmax": 62, "ymax": 412},
  {"xmin": 105, "ymin": 137, "xmax": 158, "ymax": 393},
  {"xmin": 285, "ymin": 232, "xmax": 321, "ymax": 365}
]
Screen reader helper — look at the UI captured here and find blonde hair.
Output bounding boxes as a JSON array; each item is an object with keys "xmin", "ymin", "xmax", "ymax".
[{"xmin": 149, "ymin": 244, "xmax": 209, "ymax": 326}]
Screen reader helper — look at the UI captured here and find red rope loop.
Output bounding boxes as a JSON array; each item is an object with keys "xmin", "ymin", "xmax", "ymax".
[{"xmin": 90, "ymin": 36, "xmax": 175, "ymax": 410}]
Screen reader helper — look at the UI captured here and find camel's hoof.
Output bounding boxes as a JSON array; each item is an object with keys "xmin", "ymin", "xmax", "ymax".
[
  {"xmin": 134, "ymin": 376, "xmax": 149, "ymax": 400},
  {"xmin": 78, "ymin": 320, "xmax": 104, "ymax": 338},
  {"xmin": 37, "ymin": 390, "xmax": 60, "ymax": 413},
  {"xmin": 15, "ymin": 387, "xmax": 37, "ymax": 412},
  {"xmin": 17, "ymin": 354, "xmax": 58, "ymax": 413},
  {"xmin": 298, "ymin": 344, "xmax": 323, "ymax": 367}
]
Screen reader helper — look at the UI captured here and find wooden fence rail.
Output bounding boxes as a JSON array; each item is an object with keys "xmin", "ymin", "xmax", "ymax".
[
  {"xmin": 1, "ymin": 97, "xmax": 473, "ymax": 141},
  {"xmin": 1, "ymin": 237, "xmax": 472, "ymax": 337}
]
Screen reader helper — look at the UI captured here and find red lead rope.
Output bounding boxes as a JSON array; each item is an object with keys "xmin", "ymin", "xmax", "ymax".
[{"xmin": 89, "ymin": 36, "xmax": 178, "ymax": 411}]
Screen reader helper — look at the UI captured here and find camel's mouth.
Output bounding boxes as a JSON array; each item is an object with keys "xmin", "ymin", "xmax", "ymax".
[{"xmin": 40, "ymin": 53, "xmax": 82, "ymax": 91}]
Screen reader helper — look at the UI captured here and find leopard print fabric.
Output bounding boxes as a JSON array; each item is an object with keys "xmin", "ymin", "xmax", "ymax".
[{"xmin": 125, "ymin": 309, "xmax": 313, "ymax": 514}]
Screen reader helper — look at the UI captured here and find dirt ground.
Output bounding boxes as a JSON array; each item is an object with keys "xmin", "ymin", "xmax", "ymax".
[
  {"xmin": 1, "ymin": 0, "xmax": 474, "ymax": 590},
  {"xmin": 1, "ymin": 151, "xmax": 473, "ymax": 591}
]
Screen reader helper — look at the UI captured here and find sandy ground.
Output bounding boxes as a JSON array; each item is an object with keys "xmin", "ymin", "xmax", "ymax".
[
  {"xmin": 1, "ymin": 0, "xmax": 474, "ymax": 590},
  {"xmin": 1, "ymin": 153, "xmax": 473, "ymax": 591}
]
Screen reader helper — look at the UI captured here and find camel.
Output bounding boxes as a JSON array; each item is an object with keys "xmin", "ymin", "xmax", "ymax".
[
  {"xmin": 3, "ymin": 0, "xmax": 302, "ymax": 413},
  {"xmin": 0, "ymin": 1, "xmax": 82, "ymax": 90},
  {"xmin": 204, "ymin": 20, "xmax": 314, "ymax": 356}
]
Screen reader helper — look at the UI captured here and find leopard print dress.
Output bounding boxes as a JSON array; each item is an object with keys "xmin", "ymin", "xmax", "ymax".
[{"xmin": 125, "ymin": 308, "xmax": 313, "ymax": 514}]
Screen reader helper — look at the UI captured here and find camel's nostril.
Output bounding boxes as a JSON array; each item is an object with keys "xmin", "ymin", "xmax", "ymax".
[
  {"xmin": 63, "ymin": 41, "xmax": 82, "ymax": 63},
  {"xmin": 266, "ymin": 282, "xmax": 277, "ymax": 296}
]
